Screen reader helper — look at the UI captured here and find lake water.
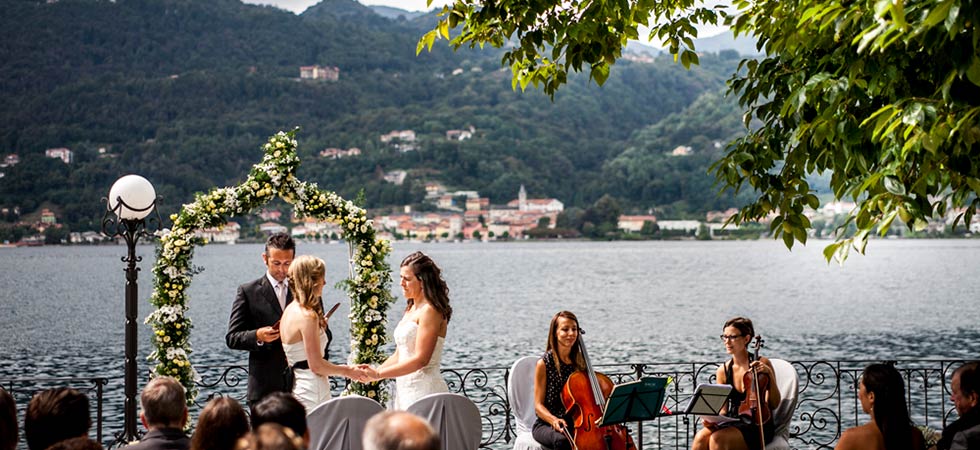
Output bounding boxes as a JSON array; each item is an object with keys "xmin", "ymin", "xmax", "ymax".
[{"xmin": 1, "ymin": 239, "xmax": 978, "ymax": 445}]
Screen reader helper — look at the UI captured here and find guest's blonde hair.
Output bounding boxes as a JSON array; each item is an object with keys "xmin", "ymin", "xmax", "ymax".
[{"xmin": 287, "ymin": 255, "xmax": 325, "ymax": 320}]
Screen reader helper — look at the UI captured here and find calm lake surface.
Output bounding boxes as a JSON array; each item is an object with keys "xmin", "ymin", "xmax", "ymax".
[{"xmin": 1, "ymin": 239, "xmax": 978, "ymax": 444}]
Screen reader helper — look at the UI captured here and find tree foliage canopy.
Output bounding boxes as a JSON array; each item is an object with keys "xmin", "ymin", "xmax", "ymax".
[{"xmin": 426, "ymin": 0, "xmax": 980, "ymax": 261}]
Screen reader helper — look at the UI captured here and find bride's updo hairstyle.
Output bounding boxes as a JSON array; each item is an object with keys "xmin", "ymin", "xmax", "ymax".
[
  {"xmin": 401, "ymin": 251, "xmax": 452, "ymax": 321},
  {"xmin": 287, "ymin": 255, "xmax": 325, "ymax": 318}
]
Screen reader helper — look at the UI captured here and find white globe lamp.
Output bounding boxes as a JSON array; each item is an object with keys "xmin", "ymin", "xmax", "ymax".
[{"xmin": 107, "ymin": 175, "xmax": 156, "ymax": 220}]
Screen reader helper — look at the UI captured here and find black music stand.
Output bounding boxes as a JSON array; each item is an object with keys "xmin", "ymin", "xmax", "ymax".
[
  {"xmin": 682, "ymin": 384, "xmax": 732, "ymax": 415},
  {"xmin": 597, "ymin": 376, "xmax": 671, "ymax": 427}
]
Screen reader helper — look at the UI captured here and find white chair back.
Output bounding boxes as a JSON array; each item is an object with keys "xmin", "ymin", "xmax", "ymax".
[
  {"xmin": 307, "ymin": 395, "xmax": 385, "ymax": 450},
  {"xmin": 509, "ymin": 356, "xmax": 540, "ymax": 434},
  {"xmin": 406, "ymin": 392, "xmax": 482, "ymax": 450},
  {"xmin": 508, "ymin": 356, "xmax": 550, "ymax": 450},
  {"xmin": 768, "ymin": 358, "xmax": 799, "ymax": 450}
]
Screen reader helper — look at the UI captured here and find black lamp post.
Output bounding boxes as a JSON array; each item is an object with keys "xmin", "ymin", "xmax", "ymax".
[{"xmin": 101, "ymin": 175, "xmax": 159, "ymax": 445}]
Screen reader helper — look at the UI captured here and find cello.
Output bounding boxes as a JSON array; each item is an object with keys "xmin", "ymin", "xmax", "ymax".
[
  {"xmin": 560, "ymin": 329, "xmax": 636, "ymax": 450},
  {"xmin": 738, "ymin": 335, "xmax": 771, "ymax": 450}
]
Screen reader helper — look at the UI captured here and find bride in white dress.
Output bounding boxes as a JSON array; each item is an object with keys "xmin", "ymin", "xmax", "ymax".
[
  {"xmin": 279, "ymin": 255, "xmax": 363, "ymax": 411},
  {"xmin": 368, "ymin": 251, "xmax": 452, "ymax": 410}
]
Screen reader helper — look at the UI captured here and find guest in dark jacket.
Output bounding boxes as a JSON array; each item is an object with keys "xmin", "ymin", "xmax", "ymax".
[
  {"xmin": 127, "ymin": 377, "xmax": 189, "ymax": 450},
  {"xmin": 936, "ymin": 362, "xmax": 980, "ymax": 450}
]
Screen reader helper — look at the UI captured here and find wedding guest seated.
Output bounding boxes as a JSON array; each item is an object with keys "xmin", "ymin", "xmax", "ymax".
[
  {"xmin": 44, "ymin": 437, "xmax": 102, "ymax": 450},
  {"xmin": 25, "ymin": 387, "xmax": 91, "ymax": 450},
  {"xmin": 190, "ymin": 397, "xmax": 250, "ymax": 450},
  {"xmin": 935, "ymin": 361, "xmax": 980, "ymax": 450},
  {"xmin": 235, "ymin": 423, "xmax": 303, "ymax": 450},
  {"xmin": 362, "ymin": 411, "xmax": 440, "ymax": 450},
  {"xmin": 128, "ymin": 377, "xmax": 190, "ymax": 450},
  {"xmin": 835, "ymin": 363, "xmax": 925, "ymax": 450},
  {"xmin": 1, "ymin": 387, "xmax": 16, "ymax": 450},
  {"xmin": 250, "ymin": 393, "xmax": 308, "ymax": 448}
]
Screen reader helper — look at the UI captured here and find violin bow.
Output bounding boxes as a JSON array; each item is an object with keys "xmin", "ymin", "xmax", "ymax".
[
  {"xmin": 753, "ymin": 336, "xmax": 766, "ymax": 450},
  {"xmin": 559, "ymin": 424, "xmax": 579, "ymax": 450}
]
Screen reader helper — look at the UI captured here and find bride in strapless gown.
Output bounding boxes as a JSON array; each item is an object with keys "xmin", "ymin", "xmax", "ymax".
[
  {"xmin": 279, "ymin": 255, "xmax": 362, "ymax": 411},
  {"xmin": 369, "ymin": 251, "xmax": 453, "ymax": 410},
  {"xmin": 392, "ymin": 319, "xmax": 448, "ymax": 409}
]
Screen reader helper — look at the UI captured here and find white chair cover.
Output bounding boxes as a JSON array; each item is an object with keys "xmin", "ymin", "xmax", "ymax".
[
  {"xmin": 768, "ymin": 358, "xmax": 800, "ymax": 450},
  {"xmin": 406, "ymin": 392, "xmax": 482, "ymax": 450},
  {"xmin": 307, "ymin": 395, "xmax": 385, "ymax": 450},
  {"xmin": 508, "ymin": 356, "xmax": 549, "ymax": 450}
]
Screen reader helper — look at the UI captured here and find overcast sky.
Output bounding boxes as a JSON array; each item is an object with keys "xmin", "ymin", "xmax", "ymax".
[{"xmin": 241, "ymin": 0, "xmax": 450, "ymax": 13}]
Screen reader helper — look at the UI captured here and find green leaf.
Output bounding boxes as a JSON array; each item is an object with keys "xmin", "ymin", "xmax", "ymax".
[
  {"xmin": 883, "ymin": 176, "xmax": 906, "ymax": 195},
  {"xmin": 823, "ymin": 241, "xmax": 842, "ymax": 263},
  {"xmin": 781, "ymin": 228, "xmax": 795, "ymax": 249},
  {"xmin": 967, "ymin": 57, "xmax": 980, "ymax": 87}
]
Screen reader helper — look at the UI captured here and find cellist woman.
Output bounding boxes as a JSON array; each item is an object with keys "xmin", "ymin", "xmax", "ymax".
[
  {"xmin": 692, "ymin": 317, "xmax": 781, "ymax": 450},
  {"xmin": 533, "ymin": 311, "xmax": 585, "ymax": 450}
]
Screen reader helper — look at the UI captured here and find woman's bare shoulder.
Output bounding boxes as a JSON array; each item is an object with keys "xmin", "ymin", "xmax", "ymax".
[{"xmin": 836, "ymin": 424, "xmax": 882, "ymax": 450}]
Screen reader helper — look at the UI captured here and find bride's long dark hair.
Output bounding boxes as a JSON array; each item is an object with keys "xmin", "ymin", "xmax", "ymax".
[{"xmin": 401, "ymin": 251, "xmax": 452, "ymax": 321}]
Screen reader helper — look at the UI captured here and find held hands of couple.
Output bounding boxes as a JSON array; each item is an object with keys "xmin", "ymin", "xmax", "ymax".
[{"xmin": 348, "ymin": 364, "xmax": 382, "ymax": 383}]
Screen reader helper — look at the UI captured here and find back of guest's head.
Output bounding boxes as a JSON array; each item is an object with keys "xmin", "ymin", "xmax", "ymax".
[
  {"xmin": 400, "ymin": 251, "xmax": 451, "ymax": 321},
  {"xmin": 190, "ymin": 397, "xmax": 250, "ymax": 450},
  {"xmin": 235, "ymin": 424, "xmax": 303, "ymax": 450},
  {"xmin": 250, "ymin": 393, "xmax": 306, "ymax": 438},
  {"xmin": 43, "ymin": 437, "xmax": 103, "ymax": 450},
  {"xmin": 723, "ymin": 317, "xmax": 755, "ymax": 338},
  {"xmin": 1, "ymin": 387, "xmax": 17, "ymax": 450},
  {"xmin": 25, "ymin": 387, "xmax": 90, "ymax": 450},
  {"xmin": 862, "ymin": 363, "xmax": 914, "ymax": 450},
  {"xmin": 362, "ymin": 411, "xmax": 439, "ymax": 450},
  {"xmin": 140, "ymin": 376, "xmax": 187, "ymax": 428},
  {"xmin": 953, "ymin": 361, "xmax": 980, "ymax": 415}
]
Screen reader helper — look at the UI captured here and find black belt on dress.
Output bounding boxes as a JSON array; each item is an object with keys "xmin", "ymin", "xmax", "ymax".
[{"xmin": 292, "ymin": 361, "xmax": 310, "ymax": 370}]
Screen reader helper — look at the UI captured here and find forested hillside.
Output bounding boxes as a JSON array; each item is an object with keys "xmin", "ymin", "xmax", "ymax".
[{"xmin": 0, "ymin": 0, "xmax": 755, "ymax": 233}]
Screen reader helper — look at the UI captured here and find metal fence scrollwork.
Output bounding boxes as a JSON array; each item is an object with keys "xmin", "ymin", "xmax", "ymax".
[{"xmin": 3, "ymin": 359, "xmax": 967, "ymax": 450}]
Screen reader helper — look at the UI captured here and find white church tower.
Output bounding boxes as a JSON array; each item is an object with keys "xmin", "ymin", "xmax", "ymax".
[{"xmin": 518, "ymin": 184, "xmax": 528, "ymax": 211}]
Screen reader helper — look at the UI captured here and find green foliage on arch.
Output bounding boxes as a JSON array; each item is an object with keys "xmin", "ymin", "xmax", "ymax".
[{"xmin": 146, "ymin": 130, "xmax": 394, "ymax": 401}]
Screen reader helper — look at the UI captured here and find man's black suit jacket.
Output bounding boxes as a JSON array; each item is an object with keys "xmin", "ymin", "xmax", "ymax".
[{"xmin": 226, "ymin": 275, "xmax": 291, "ymax": 404}]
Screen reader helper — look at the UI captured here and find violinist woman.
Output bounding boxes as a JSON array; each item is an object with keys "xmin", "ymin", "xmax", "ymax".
[
  {"xmin": 692, "ymin": 317, "xmax": 781, "ymax": 450},
  {"xmin": 533, "ymin": 311, "xmax": 585, "ymax": 450},
  {"xmin": 834, "ymin": 363, "xmax": 924, "ymax": 450}
]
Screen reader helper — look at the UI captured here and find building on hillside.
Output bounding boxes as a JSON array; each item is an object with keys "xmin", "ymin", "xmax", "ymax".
[
  {"xmin": 259, "ymin": 222, "xmax": 287, "ymax": 235},
  {"xmin": 705, "ymin": 208, "xmax": 739, "ymax": 223},
  {"xmin": 446, "ymin": 127, "xmax": 474, "ymax": 141},
  {"xmin": 384, "ymin": 170, "xmax": 407, "ymax": 185},
  {"xmin": 507, "ymin": 185, "xmax": 564, "ymax": 213},
  {"xmin": 299, "ymin": 65, "xmax": 340, "ymax": 81},
  {"xmin": 465, "ymin": 197, "xmax": 489, "ymax": 211},
  {"xmin": 671, "ymin": 145, "xmax": 692, "ymax": 156},
  {"xmin": 40, "ymin": 208, "xmax": 57, "ymax": 225},
  {"xmin": 320, "ymin": 147, "xmax": 361, "ymax": 159},
  {"xmin": 45, "ymin": 147, "xmax": 72, "ymax": 164},
  {"xmin": 618, "ymin": 215, "xmax": 657, "ymax": 233},
  {"xmin": 380, "ymin": 130, "xmax": 416, "ymax": 143},
  {"xmin": 258, "ymin": 209, "xmax": 282, "ymax": 221},
  {"xmin": 1, "ymin": 154, "xmax": 18, "ymax": 167},
  {"xmin": 657, "ymin": 220, "xmax": 702, "ymax": 232},
  {"xmin": 196, "ymin": 222, "xmax": 240, "ymax": 244},
  {"xmin": 424, "ymin": 182, "xmax": 445, "ymax": 198}
]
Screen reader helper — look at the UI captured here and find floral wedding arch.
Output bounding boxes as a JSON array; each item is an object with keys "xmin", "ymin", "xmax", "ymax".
[{"xmin": 146, "ymin": 130, "xmax": 394, "ymax": 401}]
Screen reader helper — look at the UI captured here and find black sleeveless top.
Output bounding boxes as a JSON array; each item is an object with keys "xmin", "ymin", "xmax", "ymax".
[
  {"xmin": 723, "ymin": 355, "xmax": 759, "ymax": 416},
  {"xmin": 541, "ymin": 350, "xmax": 577, "ymax": 419}
]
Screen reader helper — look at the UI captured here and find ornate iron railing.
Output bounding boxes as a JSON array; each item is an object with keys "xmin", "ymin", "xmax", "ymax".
[
  {"xmin": 3, "ymin": 359, "xmax": 966, "ymax": 449},
  {"xmin": 1, "ymin": 377, "xmax": 109, "ymax": 449}
]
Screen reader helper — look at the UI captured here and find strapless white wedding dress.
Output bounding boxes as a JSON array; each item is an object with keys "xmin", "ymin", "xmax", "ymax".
[
  {"xmin": 283, "ymin": 328, "xmax": 331, "ymax": 411},
  {"xmin": 392, "ymin": 320, "xmax": 448, "ymax": 410}
]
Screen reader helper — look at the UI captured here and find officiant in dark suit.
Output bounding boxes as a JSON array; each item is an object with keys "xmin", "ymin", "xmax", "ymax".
[{"xmin": 226, "ymin": 232, "xmax": 296, "ymax": 408}]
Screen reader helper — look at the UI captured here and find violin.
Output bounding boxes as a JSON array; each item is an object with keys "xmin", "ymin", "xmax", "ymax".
[
  {"xmin": 738, "ymin": 335, "xmax": 770, "ymax": 450},
  {"xmin": 561, "ymin": 330, "xmax": 636, "ymax": 450}
]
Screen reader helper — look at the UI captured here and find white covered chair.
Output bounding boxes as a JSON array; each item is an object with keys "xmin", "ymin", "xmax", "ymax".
[
  {"xmin": 306, "ymin": 395, "xmax": 385, "ymax": 450},
  {"xmin": 406, "ymin": 392, "xmax": 482, "ymax": 450},
  {"xmin": 768, "ymin": 358, "xmax": 800, "ymax": 450},
  {"xmin": 508, "ymin": 356, "xmax": 550, "ymax": 450}
]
